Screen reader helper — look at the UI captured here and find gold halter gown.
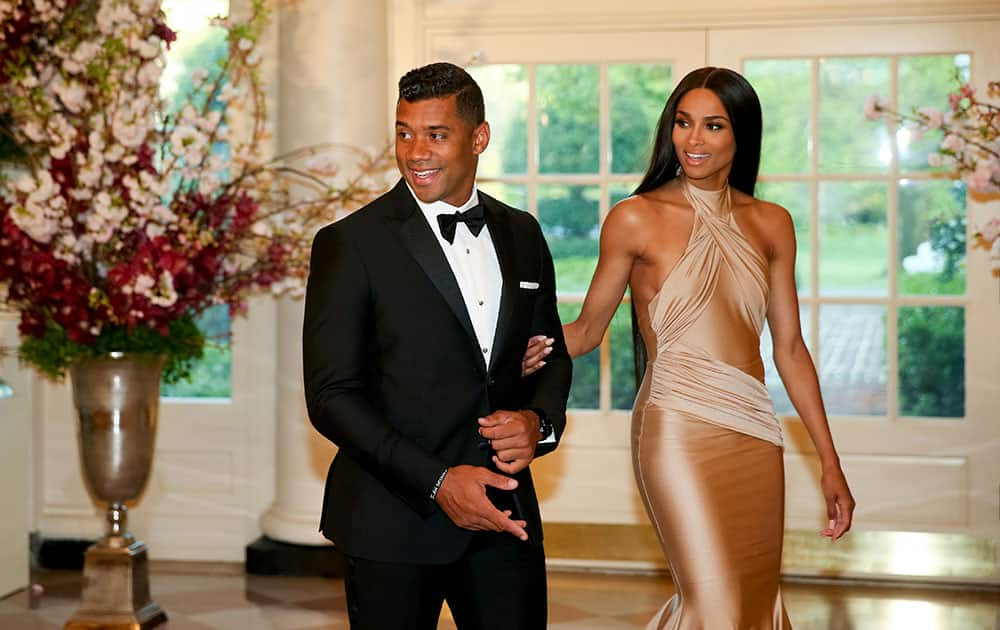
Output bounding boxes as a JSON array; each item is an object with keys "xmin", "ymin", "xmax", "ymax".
[{"xmin": 632, "ymin": 178, "xmax": 792, "ymax": 629}]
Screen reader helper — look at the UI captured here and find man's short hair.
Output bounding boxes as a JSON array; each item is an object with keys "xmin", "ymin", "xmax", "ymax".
[{"xmin": 398, "ymin": 62, "xmax": 485, "ymax": 127}]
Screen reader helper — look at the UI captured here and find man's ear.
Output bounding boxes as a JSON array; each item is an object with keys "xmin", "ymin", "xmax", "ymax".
[{"xmin": 473, "ymin": 121, "xmax": 490, "ymax": 156}]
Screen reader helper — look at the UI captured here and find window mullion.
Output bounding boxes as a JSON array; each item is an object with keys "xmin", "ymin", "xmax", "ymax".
[
  {"xmin": 809, "ymin": 58, "xmax": 821, "ymax": 358},
  {"xmin": 887, "ymin": 56, "xmax": 900, "ymax": 421},
  {"xmin": 527, "ymin": 64, "xmax": 539, "ymax": 219},
  {"xmin": 599, "ymin": 63, "xmax": 612, "ymax": 413}
]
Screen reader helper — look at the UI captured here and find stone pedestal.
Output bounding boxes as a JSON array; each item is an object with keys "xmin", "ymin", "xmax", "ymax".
[{"xmin": 64, "ymin": 541, "xmax": 166, "ymax": 630}]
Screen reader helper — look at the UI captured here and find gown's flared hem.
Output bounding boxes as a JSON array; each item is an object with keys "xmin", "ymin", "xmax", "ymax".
[
  {"xmin": 633, "ymin": 407, "xmax": 793, "ymax": 630},
  {"xmin": 645, "ymin": 588, "xmax": 792, "ymax": 630}
]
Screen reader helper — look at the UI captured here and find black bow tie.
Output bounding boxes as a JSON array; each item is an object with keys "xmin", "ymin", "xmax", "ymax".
[{"xmin": 436, "ymin": 204, "xmax": 486, "ymax": 244}]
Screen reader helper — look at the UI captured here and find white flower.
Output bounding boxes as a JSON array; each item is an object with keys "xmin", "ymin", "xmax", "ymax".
[
  {"xmin": 62, "ymin": 57, "xmax": 85, "ymax": 75},
  {"xmin": 51, "ymin": 76, "xmax": 88, "ymax": 113},
  {"xmin": 170, "ymin": 124, "xmax": 207, "ymax": 161},
  {"xmin": 251, "ymin": 221, "xmax": 273, "ymax": 237},
  {"xmin": 927, "ymin": 153, "xmax": 943, "ymax": 167},
  {"xmin": 198, "ymin": 173, "xmax": 221, "ymax": 196},
  {"xmin": 306, "ymin": 154, "xmax": 339, "ymax": 176},
  {"xmin": 207, "ymin": 154, "xmax": 226, "ymax": 173},
  {"xmin": 238, "ymin": 38, "xmax": 254, "ymax": 52},
  {"xmin": 150, "ymin": 271, "xmax": 178, "ymax": 307},
  {"xmin": 47, "ymin": 114, "xmax": 77, "ymax": 159},
  {"xmin": 136, "ymin": 60, "xmax": 162, "ymax": 87},
  {"xmin": 104, "ymin": 144, "xmax": 125, "ymax": 163},
  {"xmin": 218, "ymin": 83, "xmax": 240, "ymax": 102},
  {"xmin": 71, "ymin": 41, "xmax": 102, "ymax": 66},
  {"xmin": 152, "ymin": 204, "xmax": 178, "ymax": 224},
  {"xmin": 191, "ymin": 68, "xmax": 208, "ymax": 84},
  {"xmin": 941, "ymin": 134, "xmax": 965, "ymax": 152},
  {"xmin": 10, "ymin": 172, "xmax": 63, "ymax": 244},
  {"xmin": 134, "ymin": 274, "xmax": 156, "ymax": 295},
  {"xmin": 129, "ymin": 34, "xmax": 160, "ymax": 60},
  {"xmin": 20, "ymin": 121, "xmax": 46, "ymax": 143}
]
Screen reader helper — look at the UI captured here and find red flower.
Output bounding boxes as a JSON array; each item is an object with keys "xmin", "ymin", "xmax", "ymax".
[
  {"xmin": 18, "ymin": 310, "xmax": 45, "ymax": 338},
  {"xmin": 152, "ymin": 20, "xmax": 177, "ymax": 50}
]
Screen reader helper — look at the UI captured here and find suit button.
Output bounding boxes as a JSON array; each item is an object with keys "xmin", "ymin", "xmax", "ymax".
[{"xmin": 488, "ymin": 378, "xmax": 495, "ymax": 386}]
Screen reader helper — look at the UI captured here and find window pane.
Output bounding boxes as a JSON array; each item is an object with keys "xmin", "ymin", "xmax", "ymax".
[
  {"xmin": 819, "ymin": 57, "xmax": 890, "ymax": 173},
  {"xmin": 538, "ymin": 64, "xmax": 599, "ymax": 174},
  {"xmin": 756, "ymin": 181, "xmax": 811, "ymax": 295},
  {"xmin": 539, "ymin": 185, "xmax": 600, "ymax": 296},
  {"xmin": 609, "ymin": 64, "xmax": 672, "ymax": 174},
  {"xmin": 160, "ymin": 0, "xmax": 229, "ymax": 112},
  {"xmin": 478, "ymin": 182, "xmax": 527, "ymax": 211},
  {"xmin": 761, "ymin": 306, "xmax": 810, "ymax": 416},
  {"xmin": 161, "ymin": 305, "xmax": 232, "ymax": 399},
  {"xmin": 558, "ymin": 302, "xmax": 599, "ymax": 410},
  {"xmin": 898, "ymin": 180, "xmax": 966, "ymax": 295},
  {"xmin": 819, "ymin": 181, "xmax": 888, "ymax": 296},
  {"xmin": 745, "ymin": 59, "xmax": 812, "ymax": 175},
  {"xmin": 898, "ymin": 306, "xmax": 964, "ymax": 418},
  {"xmin": 469, "ymin": 65, "xmax": 528, "ymax": 176},
  {"xmin": 819, "ymin": 305, "xmax": 887, "ymax": 416},
  {"xmin": 898, "ymin": 54, "xmax": 971, "ymax": 173},
  {"xmin": 611, "ymin": 303, "xmax": 637, "ymax": 410},
  {"xmin": 610, "ymin": 182, "xmax": 637, "ymax": 206}
]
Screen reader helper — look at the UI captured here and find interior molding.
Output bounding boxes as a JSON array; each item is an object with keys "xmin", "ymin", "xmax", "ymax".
[
  {"xmin": 418, "ymin": 2, "xmax": 999, "ymax": 33},
  {"xmin": 543, "ymin": 523, "xmax": 1000, "ymax": 586}
]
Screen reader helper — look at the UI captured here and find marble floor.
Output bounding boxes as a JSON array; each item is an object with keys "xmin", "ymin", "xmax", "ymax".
[{"xmin": 1, "ymin": 564, "xmax": 999, "ymax": 629}]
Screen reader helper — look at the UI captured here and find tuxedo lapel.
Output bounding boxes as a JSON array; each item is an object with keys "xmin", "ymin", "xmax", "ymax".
[
  {"xmin": 384, "ymin": 181, "xmax": 486, "ymax": 374},
  {"xmin": 483, "ymin": 196, "xmax": 517, "ymax": 373}
]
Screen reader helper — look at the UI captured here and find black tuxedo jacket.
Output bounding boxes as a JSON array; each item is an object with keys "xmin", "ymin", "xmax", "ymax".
[{"xmin": 302, "ymin": 180, "xmax": 572, "ymax": 564}]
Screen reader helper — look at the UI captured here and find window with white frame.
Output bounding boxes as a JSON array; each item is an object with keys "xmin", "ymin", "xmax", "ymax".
[
  {"xmin": 750, "ymin": 54, "xmax": 968, "ymax": 419},
  {"xmin": 470, "ymin": 62, "xmax": 672, "ymax": 411},
  {"xmin": 472, "ymin": 53, "xmax": 968, "ymax": 419}
]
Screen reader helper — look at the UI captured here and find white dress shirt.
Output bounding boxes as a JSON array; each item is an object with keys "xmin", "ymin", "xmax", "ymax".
[{"xmin": 408, "ymin": 185, "xmax": 503, "ymax": 366}]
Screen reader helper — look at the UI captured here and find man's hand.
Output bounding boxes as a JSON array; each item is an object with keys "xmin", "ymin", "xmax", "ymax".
[
  {"xmin": 478, "ymin": 409, "xmax": 541, "ymax": 474},
  {"xmin": 435, "ymin": 465, "xmax": 528, "ymax": 541}
]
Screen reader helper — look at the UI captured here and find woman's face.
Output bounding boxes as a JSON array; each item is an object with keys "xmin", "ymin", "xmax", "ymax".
[{"xmin": 671, "ymin": 88, "xmax": 736, "ymax": 190}]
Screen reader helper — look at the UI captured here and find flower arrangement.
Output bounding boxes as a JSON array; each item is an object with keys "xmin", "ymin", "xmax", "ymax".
[
  {"xmin": 865, "ymin": 78, "xmax": 1000, "ymax": 274},
  {"xmin": 0, "ymin": 0, "xmax": 395, "ymax": 381}
]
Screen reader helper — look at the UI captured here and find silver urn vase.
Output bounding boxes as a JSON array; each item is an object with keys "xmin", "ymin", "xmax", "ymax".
[{"xmin": 65, "ymin": 352, "xmax": 168, "ymax": 630}]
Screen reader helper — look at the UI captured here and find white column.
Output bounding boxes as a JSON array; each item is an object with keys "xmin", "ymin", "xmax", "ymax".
[{"xmin": 259, "ymin": 0, "xmax": 389, "ymax": 545}]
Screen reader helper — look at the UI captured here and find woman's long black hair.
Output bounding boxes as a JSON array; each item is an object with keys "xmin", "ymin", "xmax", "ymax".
[{"xmin": 630, "ymin": 67, "xmax": 764, "ymax": 387}]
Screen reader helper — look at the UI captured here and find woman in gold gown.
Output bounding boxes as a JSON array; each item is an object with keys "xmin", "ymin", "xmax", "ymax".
[{"xmin": 523, "ymin": 67, "xmax": 855, "ymax": 629}]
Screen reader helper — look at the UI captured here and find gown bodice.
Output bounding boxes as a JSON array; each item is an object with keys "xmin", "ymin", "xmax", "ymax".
[{"xmin": 642, "ymin": 177, "xmax": 782, "ymax": 446}]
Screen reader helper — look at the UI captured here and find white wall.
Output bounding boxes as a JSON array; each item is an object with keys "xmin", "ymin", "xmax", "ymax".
[{"xmin": 0, "ymin": 314, "xmax": 31, "ymax": 596}]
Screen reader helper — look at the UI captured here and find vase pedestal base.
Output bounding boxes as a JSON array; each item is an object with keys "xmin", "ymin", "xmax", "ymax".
[{"xmin": 64, "ymin": 539, "xmax": 167, "ymax": 630}]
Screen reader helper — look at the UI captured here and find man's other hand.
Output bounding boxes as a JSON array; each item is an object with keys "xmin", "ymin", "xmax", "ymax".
[{"xmin": 434, "ymin": 465, "xmax": 528, "ymax": 541}]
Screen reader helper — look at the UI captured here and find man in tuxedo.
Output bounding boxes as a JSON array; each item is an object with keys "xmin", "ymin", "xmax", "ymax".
[{"xmin": 302, "ymin": 62, "xmax": 572, "ymax": 630}]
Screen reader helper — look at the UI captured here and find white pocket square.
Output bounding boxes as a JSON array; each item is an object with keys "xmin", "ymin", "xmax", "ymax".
[{"xmin": 519, "ymin": 281, "xmax": 540, "ymax": 290}]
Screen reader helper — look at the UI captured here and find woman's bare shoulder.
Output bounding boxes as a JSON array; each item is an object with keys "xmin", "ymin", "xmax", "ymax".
[
  {"xmin": 613, "ymin": 183, "xmax": 687, "ymax": 221},
  {"xmin": 735, "ymin": 189, "xmax": 794, "ymax": 231}
]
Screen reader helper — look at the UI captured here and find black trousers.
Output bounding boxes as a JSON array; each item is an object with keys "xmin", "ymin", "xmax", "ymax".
[{"xmin": 343, "ymin": 531, "xmax": 547, "ymax": 630}]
